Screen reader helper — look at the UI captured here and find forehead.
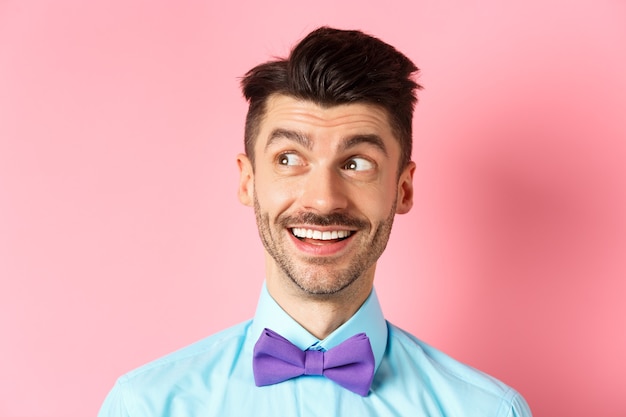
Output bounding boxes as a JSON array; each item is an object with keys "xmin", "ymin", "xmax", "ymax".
[{"xmin": 257, "ymin": 94, "xmax": 396, "ymax": 147}]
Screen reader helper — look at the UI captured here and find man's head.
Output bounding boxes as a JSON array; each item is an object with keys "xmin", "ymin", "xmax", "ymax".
[
  {"xmin": 237, "ymin": 27, "xmax": 420, "ymax": 302},
  {"xmin": 241, "ymin": 26, "xmax": 421, "ymax": 172}
]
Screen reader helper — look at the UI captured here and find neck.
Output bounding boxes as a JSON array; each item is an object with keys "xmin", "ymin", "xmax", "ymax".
[{"xmin": 265, "ymin": 265, "xmax": 375, "ymax": 340}]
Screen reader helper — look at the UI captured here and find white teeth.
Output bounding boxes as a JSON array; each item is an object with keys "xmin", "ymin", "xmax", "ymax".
[{"xmin": 292, "ymin": 228, "xmax": 352, "ymax": 240}]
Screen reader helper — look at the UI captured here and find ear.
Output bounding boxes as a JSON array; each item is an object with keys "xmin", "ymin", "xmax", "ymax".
[
  {"xmin": 237, "ymin": 153, "xmax": 254, "ymax": 207},
  {"xmin": 395, "ymin": 161, "xmax": 415, "ymax": 214}
]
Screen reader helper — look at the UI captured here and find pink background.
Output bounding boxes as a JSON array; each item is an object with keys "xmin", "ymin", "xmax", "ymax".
[{"xmin": 1, "ymin": 1, "xmax": 625, "ymax": 416}]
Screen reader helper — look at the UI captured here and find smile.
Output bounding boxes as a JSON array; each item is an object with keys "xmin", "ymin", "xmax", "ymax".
[{"xmin": 291, "ymin": 228, "xmax": 352, "ymax": 241}]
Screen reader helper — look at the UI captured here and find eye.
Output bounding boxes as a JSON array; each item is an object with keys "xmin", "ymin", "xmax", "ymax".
[
  {"xmin": 343, "ymin": 157, "xmax": 375, "ymax": 172},
  {"xmin": 277, "ymin": 152, "xmax": 305, "ymax": 166}
]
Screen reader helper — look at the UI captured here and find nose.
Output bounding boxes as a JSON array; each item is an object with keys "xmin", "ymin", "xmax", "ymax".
[{"xmin": 298, "ymin": 167, "xmax": 348, "ymax": 214}]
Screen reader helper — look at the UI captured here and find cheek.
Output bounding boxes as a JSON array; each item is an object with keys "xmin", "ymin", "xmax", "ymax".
[
  {"xmin": 254, "ymin": 178, "xmax": 298, "ymax": 213},
  {"xmin": 358, "ymin": 181, "xmax": 398, "ymax": 216}
]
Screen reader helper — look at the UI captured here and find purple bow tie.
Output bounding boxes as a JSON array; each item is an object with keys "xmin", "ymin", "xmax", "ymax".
[{"xmin": 253, "ymin": 328, "xmax": 375, "ymax": 396}]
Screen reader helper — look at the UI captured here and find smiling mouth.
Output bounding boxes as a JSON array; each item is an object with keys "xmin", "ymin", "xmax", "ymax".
[{"xmin": 291, "ymin": 227, "xmax": 352, "ymax": 241}]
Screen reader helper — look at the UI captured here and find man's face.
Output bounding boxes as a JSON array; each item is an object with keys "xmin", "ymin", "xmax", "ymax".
[{"xmin": 238, "ymin": 94, "xmax": 414, "ymax": 297}]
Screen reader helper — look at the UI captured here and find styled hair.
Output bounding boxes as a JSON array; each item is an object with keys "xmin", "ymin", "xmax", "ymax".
[{"xmin": 241, "ymin": 26, "xmax": 421, "ymax": 170}]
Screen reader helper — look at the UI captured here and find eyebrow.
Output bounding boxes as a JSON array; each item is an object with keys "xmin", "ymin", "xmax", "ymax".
[
  {"xmin": 340, "ymin": 134, "xmax": 388, "ymax": 156},
  {"xmin": 265, "ymin": 129, "xmax": 388, "ymax": 156},
  {"xmin": 265, "ymin": 128, "xmax": 312, "ymax": 151}
]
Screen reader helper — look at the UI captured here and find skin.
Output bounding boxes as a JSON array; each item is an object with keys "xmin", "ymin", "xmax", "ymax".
[{"xmin": 238, "ymin": 94, "xmax": 415, "ymax": 339}]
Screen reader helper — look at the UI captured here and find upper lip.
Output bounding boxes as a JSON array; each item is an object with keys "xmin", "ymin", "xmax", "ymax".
[{"xmin": 288, "ymin": 224, "xmax": 355, "ymax": 232}]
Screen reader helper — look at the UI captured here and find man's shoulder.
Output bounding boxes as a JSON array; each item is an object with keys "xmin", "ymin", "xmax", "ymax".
[
  {"xmin": 98, "ymin": 320, "xmax": 255, "ymax": 417},
  {"xmin": 385, "ymin": 322, "xmax": 524, "ymax": 407},
  {"xmin": 118, "ymin": 320, "xmax": 252, "ymax": 385}
]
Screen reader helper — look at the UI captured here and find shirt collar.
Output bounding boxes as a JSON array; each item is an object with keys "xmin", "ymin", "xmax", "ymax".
[{"xmin": 250, "ymin": 282, "xmax": 388, "ymax": 372}]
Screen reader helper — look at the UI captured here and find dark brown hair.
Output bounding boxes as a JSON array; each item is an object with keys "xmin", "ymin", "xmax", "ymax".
[{"xmin": 241, "ymin": 26, "xmax": 421, "ymax": 169}]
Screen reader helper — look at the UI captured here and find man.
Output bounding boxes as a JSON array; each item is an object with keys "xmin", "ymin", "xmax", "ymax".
[{"xmin": 99, "ymin": 27, "xmax": 532, "ymax": 416}]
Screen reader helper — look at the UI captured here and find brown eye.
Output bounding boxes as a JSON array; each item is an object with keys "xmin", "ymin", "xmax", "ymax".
[
  {"xmin": 277, "ymin": 153, "xmax": 304, "ymax": 166},
  {"xmin": 343, "ymin": 157, "xmax": 374, "ymax": 171}
]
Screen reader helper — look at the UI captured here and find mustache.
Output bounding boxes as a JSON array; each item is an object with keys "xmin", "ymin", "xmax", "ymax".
[{"xmin": 280, "ymin": 212, "xmax": 367, "ymax": 229}]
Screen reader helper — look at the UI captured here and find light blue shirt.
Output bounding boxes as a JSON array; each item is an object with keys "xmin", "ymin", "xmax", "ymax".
[{"xmin": 99, "ymin": 284, "xmax": 532, "ymax": 416}]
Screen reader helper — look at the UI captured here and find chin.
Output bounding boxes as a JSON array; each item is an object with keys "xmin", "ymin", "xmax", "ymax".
[{"xmin": 289, "ymin": 272, "xmax": 361, "ymax": 297}]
